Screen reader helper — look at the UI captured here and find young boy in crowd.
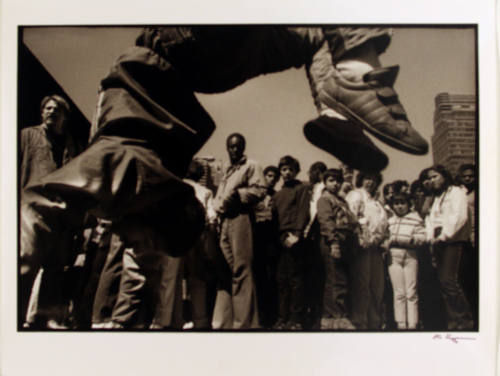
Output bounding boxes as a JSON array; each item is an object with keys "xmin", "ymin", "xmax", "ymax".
[
  {"xmin": 182, "ymin": 160, "xmax": 218, "ymax": 329},
  {"xmin": 303, "ymin": 161, "xmax": 327, "ymax": 329},
  {"xmin": 272, "ymin": 156, "xmax": 310, "ymax": 330},
  {"xmin": 253, "ymin": 165, "xmax": 280, "ymax": 328},
  {"xmin": 385, "ymin": 192, "xmax": 426, "ymax": 330},
  {"xmin": 316, "ymin": 168, "xmax": 358, "ymax": 330}
]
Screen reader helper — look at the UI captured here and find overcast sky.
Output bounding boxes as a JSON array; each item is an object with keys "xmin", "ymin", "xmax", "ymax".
[{"xmin": 24, "ymin": 26, "xmax": 476, "ymax": 183}]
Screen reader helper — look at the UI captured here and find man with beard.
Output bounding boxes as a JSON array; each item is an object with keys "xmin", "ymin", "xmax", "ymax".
[{"xmin": 20, "ymin": 95, "xmax": 81, "ymax": 328}]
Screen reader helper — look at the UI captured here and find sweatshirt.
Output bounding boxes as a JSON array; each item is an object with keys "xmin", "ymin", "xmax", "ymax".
[{"xmin": 273, "ymin": 179, "xmax": 310, "ymax": 237}]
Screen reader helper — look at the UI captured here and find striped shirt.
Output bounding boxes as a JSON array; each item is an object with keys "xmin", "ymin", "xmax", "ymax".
[{"xmin": 387, "ymin": 211, "xmax": 426, "ymax": 249}]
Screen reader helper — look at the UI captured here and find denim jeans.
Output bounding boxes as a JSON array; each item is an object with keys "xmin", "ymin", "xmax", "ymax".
[
  {"xmin": 350, "ymin": 246, "xmax": 385, "ymax": 330},
  {"xmin": 434, "ymin": 242, "xmax": 473, "ymax": 330}
]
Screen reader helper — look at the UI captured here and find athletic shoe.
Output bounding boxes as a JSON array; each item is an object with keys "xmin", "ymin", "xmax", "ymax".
[{"xmin": 319, "ymin": 65, "xmax": 428, "ymax": 155}]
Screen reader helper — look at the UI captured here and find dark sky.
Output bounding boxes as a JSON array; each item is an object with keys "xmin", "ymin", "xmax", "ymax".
[{"xmin": 24, "ymin": 26, "xmax": 476, "ymax": 183}]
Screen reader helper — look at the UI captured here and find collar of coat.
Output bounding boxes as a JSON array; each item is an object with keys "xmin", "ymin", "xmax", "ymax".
[{"xmin": 225, "ymin": 155, "xmax": 248, "ymax": 175}]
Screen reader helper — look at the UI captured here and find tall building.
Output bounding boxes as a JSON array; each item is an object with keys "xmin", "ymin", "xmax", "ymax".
[{"xmin": 432, "ymin": 93, "xmax": 477, "ymax": 176}]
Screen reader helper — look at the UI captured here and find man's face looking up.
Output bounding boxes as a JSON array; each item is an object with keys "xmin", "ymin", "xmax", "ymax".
[
  {"xmin": 42, "ymin": 99, "xmax": 65, "ymax": 134},
  {"xmin": 227, "ymin": 136, "xmax": 245, "ymax": 164}
]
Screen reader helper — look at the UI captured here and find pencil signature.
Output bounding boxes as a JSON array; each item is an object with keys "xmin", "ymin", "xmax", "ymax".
[{"xmin": 432, "ymin": 334, "xmax": 476, "ymax": 344}]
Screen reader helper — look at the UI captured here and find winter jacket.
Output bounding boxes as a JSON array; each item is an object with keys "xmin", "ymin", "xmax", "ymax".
[
  {"xmin": 316, "ymin": 190, "xmax": 358, "ymax": 246},
  {"xmin": 386, "ymin": 211, "xmax": 426, "ymax": 250}
]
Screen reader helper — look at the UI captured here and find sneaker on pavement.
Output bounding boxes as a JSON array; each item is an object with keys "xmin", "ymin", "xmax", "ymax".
[{"xmin": 318, "ymin": 65, "xmax": 428, "ymax": 155}]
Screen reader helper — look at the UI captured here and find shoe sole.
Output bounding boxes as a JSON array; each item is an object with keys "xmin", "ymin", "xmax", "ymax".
[
  {"xmin": 319, "ymin": 90, "xmax": 427, "ymax": 155},
  {"xmin": 304, "ymin": 118, "xmax": 388, "ymax": 172}
]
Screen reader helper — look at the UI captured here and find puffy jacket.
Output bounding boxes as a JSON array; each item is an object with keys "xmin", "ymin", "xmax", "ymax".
[{"xmin": 387, "ymin": 211, "xmax": 426, "ymax": 250}]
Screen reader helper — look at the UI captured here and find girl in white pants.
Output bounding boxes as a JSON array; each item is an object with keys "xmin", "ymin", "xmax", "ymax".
[{"xmin": 386, "ymin": 192, "xmax": 426, "ymax": 330}]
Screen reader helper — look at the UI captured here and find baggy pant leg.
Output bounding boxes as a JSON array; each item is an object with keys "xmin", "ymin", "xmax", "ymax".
[
  {"xmin": 228, "ymin": 215, "xmax": 259, "ymax": 329},
  {"xmin": 350, "ymin": 247, "xmax": 370, "ymax": 329},
  {"xmin": 92, "ymin": 234, "xmax": 125, "ymax": 325},
  {"xmin": 138, "ymin": 26, "xmax": 325, "ymax": 94},
  {"xmin": 151, "ymin": 253, "xmax": 184, "ymax": 329},
  {"xmin": 215, "ymin": 215, "xmax": 259, "ymax": 329},
  {"xmin": 212, "ymin": 219, "xmax": 234, "ymax": 329},
  {"xmin": 110, "ymin": 248, "xmax": 147, "ymax": 327},
  {"xmin": 436, "ymin": 243, "xmax": 473, "ymax": 330}
]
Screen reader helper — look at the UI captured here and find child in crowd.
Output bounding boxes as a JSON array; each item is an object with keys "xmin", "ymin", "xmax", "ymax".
[
  {"xmin": 382, "ymin": 183, "xmax": 395, "ymax": 219},
  {"xmin": 345, "ymin": 171, "xmax": 388, "ymax": 330},
  {"xmin": 316, "ymin": 169, "xmax": 358, "ymax": 330},
  {"xmin": 253, "ymin": 165, "xmax": 280, "ymax": 328},
  {"xmin": 303, "ymin": 161, "xmax": 327, "ymax": 329},
  {"xmin": 182, "ymin": 160, "xmax": 218, "ymax": 329},
  {"xmin": 385, "ymin": 192, "xmax": 426, "ymax": 330},
  {"xmin": 272, "ymin": 156, "xmax": 311, "ymax": 330}
]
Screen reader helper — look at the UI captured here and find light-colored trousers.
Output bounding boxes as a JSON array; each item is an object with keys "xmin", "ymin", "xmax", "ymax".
[
  {"xmin": 387, "ymin": 247, "xmax": 418, "ymax": 329},
  {"xmin": 212, "ymin": 214, "xmax": 259, "ymax": 329}
]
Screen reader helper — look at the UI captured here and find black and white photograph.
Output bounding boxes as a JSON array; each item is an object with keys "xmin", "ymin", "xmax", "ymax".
[
  {"xmin": 1, "ymin": 1, "xmax": 498, "ymax": 375},
  {"xmin": 17, "ymin": 25, "xmax": 479, "ymax": 333}
]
